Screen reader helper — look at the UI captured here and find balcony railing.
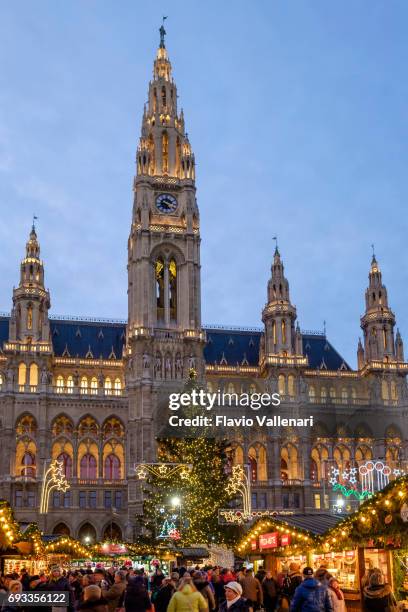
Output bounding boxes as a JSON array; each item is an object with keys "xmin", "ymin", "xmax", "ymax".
[{"xmin": 3, "ymin": 384, "xmax": 124, "ymax": 397}]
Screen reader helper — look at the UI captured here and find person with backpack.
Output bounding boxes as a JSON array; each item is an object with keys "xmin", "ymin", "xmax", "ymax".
[{"xmin": 289, "ymin": 568, "xmax": 333, "ymax": 612}]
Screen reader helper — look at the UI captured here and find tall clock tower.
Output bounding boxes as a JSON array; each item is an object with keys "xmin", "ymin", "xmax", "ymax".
[{"xmin": 126, "ymin": 26, "xmax": 205, "ymax": 517}]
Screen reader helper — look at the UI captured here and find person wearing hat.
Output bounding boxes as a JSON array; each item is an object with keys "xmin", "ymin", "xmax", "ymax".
[
  {"xmin": 289, "ymin": 568, "xmax": 333, "ymax": 612},
  {"xmin": 219, "ymin": 581, "xmax": 250, "ymax": 612}
]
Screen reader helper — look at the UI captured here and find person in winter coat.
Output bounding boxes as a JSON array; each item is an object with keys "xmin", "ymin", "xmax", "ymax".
[
  {"xmin": 78, "ymin": 586, "xmax": 108, "ymax": 612},
  {"xmin": 218, "ymin": 582, "xmax": 250, "ymax": 612},
  {"xmin": 363, "ymin": 572, "xmax": 397, "ymax": 612},
  {"xmin": 154, "ymin": 578, "xmax": 176, "ymax": 612},
  {"xmin": 326, "ymin": 578, "xmax": 345, "ymax": 612},
  {"xmin": 124, "ymin": 576, "xmax": 152, "ymax": 612},
  {"xmin": 1, "ymin": 580, "xmax": 23, "ymax": 612},
  {"xmin": 101, "ymin": 571, "xmax": 126, "ymax": 612},
  {"xmin": 290, "ymin": 568, "xmax": 333, "ymax": 612},
  {"xmin": 241, "ymin": 569, "xmax": 263, "ymax": 610},
  {"xmin": 262, "ymin": 572, "xmax": 279, "ymax": 612},
  {"xmin": 167, "ymin": 577, "xmax": 207, "ymax": 612},
  {"xmin": 193, "ymin": 571, "xmax": 216, "ymax": 611},
  {"xmin": 283, "ymin": 564, "xmax": 303, "ymax": 603}
]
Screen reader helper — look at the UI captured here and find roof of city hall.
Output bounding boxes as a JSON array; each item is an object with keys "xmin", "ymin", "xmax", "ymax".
[{"xmin": 0, "ymin": 315, "xmax": 350, "ymax": 371}]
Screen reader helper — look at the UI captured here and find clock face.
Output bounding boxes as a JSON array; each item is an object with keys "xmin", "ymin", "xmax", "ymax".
[{"xmin": 156, "ymin": 193, "xmax": 178, "ymax": 214}]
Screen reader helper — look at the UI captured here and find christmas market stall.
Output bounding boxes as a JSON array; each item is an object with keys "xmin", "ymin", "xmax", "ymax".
[
  {"xmin": 320, "ymin": 474, "xmax": 408, "ymax": 603},
  {"xmin": 237, "ymin": 476, "xmax": 408, "ymax": 610}
]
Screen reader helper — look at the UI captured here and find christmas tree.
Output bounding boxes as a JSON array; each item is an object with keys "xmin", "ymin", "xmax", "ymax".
[{"xmin": 140, "ymin": 370, "xmax": 236, "ymax": 545}]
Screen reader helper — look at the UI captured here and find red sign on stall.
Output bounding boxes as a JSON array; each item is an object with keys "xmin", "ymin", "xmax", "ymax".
[
  {"xmin": 259, "ymin": 532, "xmax": 278, "ymax": 549},
  {"xmin": 281, "ymin": 534, "xmax": 291, "ymax": 546},
  {"xmin": 251, "ymin": 539, "xmax": 257, "ymax": 551}
]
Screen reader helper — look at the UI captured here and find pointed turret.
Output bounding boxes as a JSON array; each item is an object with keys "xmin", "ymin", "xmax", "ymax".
[
  {"xmin": 135, "ymin": 26, "xmax": 195, "ymax": 180},
  {"xmin": 396, "ymin": 329, "xmax": 404, "ymax": 361},
  {"xmin": 262, "ymin": 246, "xmax": 300, "ymax": 357},
  {"xmin": 357, "ymin": 338, "xmax": 364, "ymax": 369},
  {"xmin": 360, "ymin": 253, "xmax": 397, "ymax": 363},
  {"xmin": 8, "ymin": 224, "xmax": 51, "ymax": 345}
]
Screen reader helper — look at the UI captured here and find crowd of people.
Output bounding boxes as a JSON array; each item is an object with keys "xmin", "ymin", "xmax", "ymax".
[{"xmin": 0, "ymin": 561, "xmax": 396, "ymax": 612}]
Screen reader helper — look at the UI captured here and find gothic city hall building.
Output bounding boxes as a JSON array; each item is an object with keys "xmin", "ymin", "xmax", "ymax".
[{"xmin": 0, "ymin": 34, "xmax": 407, "ymax": 543}]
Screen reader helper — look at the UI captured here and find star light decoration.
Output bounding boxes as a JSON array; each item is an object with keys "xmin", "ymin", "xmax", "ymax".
[
  {"xmin": 39, "ymin": 459, "xmax": 70, "ymax": 514},
  {"xmin": 225, "ymin": 465, "xmax": 252, "ymax": 520},
  {"xmin": 134, "ymin": 462, "xmax": 192, "ymax": 480}
]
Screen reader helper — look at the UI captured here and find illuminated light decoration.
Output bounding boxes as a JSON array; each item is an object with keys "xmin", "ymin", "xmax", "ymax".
[
  {"xmin": 225, "ymin": 464, "xmax": 252, "ymax": 520},
  {"xmin": 329, "ymin": 461, "xmax": 405, "ymax": 503},
  {"xmin": 134, "ymin": 462, "xmax": 192, "ymax": 480},
  {"xmin": 218, "ymin": 509, "xmax": 295, "ymax": 525},
  {"xmin": 39, "ymin": 459, "xmax": 70, "ymax": 514}
]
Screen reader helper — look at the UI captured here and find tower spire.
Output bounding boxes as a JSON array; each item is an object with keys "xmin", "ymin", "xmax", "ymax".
[{"xmin": 360, "ymin": 252, "xmax": 398, "ymax": 363}]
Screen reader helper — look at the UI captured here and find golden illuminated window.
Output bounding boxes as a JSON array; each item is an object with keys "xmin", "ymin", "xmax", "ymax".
[
  {"xmin": 329, "ymin": 387, "xmax": 336, "ymax": 399},
  {"xmin": 162, "ymin": 131, "xmax": 168, "ymax": 173},
  {"xmin": 27, "ymin": 305, "xmax": 33, "ymax": 330},
  {"xmin": 308, "ymin": 385, "xmax": 315, "ymax": 400},
  {"xmin": 288, "ymin": 375, "xmax": 295, "ymax": 397},
  {"xmin": 278, "ymin": 374, "xmax": 286, "ymax": 396},
  {"xmin": 321, "ymin": 387, "xmax": 327, "ymax": 402},
  {"xmin": 281, "ymin": 319, "xmax": 286, "ymax": 344},
  {"xmin": 56, "ymin": 375, "xmax": 64, "ymax": 393},
  {"xmin": 272, "ymin": 321, "xmax": 277, "ymax": 345},
  {"xmin": 391, "ymin": 380, "xmax": 397, "ymax": 401},
  {"xmin": 341, "ymin": 388, "xmax": 348, "ymax": 403},
  {"xmin": 90, "ymin": 376, "xmax": 98, "ymax": 395},
  {"xmin": 80, "ymin": 376, "xmax": 88, "ymax": 394},
  {"xmin": 114, "ymin": 378, "xmax": 121, "ymax": 395},
  {"xmin": 104, "ymin": 377, "xmax": 112, "ymax": 395},
  {"xmin": 29, "ymin": 363, "xmax": 38, "ymax": 387},
  {"xmin": 67, "ymin": 375, "xmax": 74, "ymax": 394},
  {"xmin": 18, "ymin": 363, "xmax": 27, "ymax": 386}
]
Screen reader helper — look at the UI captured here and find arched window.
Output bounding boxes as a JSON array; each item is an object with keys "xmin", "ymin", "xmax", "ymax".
[
  {"xmin": 78, "ymin": 523, "xmax": 97, "ymax": 544},
  {"xmin": 280, "ymin": 458, "xmax": 288, "ymax": 481},
  {"xmin": 281, "ymin": 319, "xmax": 286, "ymax": 344},
  {"xmin": 308, "ymin": 385, "xmax": 315, "ymax": 401},
  {"xmin": 52, "ymin": 523, "xmax": 70, "ymax": 536},
  {"xmin": 278, "ymin": 374, "xmax": 286, "ymax": 396},
  {"xmin": 78, "ymin": 417, "xmax": 98, "ymax": 437},
  {"xmin": 233, "ymin": 446, "xmax": 244, "ymax": 465},
  {"xmin": 169, "ymin": 259, "xmax": 177, "ymax": 322},
  {"xmin": 80, "ymin": 376, "xmax": 88, "ymax": 394},
  {"xmin": 21, "ymin": 451, "xmax": 36, "ymax": 477},
  {"xmin": 272, "ymin": 321, "xmax": 277, "ymax": 346},
  {"xmin": 90, "ymin": 377, "xmax": 98, "ymax": 395},
  {"xmin": 29, "ymin": 363, "xmax": 38, "ymax": 387},
  {"xmin": 329, "ymin": 387, "xmax": 336, "ymax": 399},
  {"xmin": 248, "ymin": 449, "xmax": 257, "ymax": 482},
  {"xmin": 321, "ymin": 387, "xmax": 327, "ymax": 402},
  {"xmin": 258, "ymin": 446, "xmax": 267, "ymax": 481},
  {"xmin": 162, "ymin": 131, "xmax": 168, "ymax": 173},
  {"xmin": 156, "ymin": 258, "xmax": 165, "ymax": 322},
  {"xmin": 80, "ymin": 454, "xmax": 97, "ymax": 479},
  {"xmin": 310, "ymin": 459, "xmax": 318, "ymax": 482},
  {"xmin": 27, "ymin": 305, "xmax": 33, "ymax": 330},
  {"xmin": 18, "ymin": 363, "xmax": 27, "ymax": 387},
  {"xmin": 66, "ymin": 375, "xmax": 74, "ymax": 394},
  {"xmin": 104, "ymin": 454, "xmax": 121, "ymax": 480},
  {"xmin": 52, "ymin": 416, "xmax": 73, "ymax": 437},
  {"xmin": 391, "ymin": 381, "xmax": 398, "ymax": 401},
  {"xmin": 161, "ymin": 86, "xmax": 166, "ymax": 108},
  {"xmin": 288, "ymin": 375, "xmax": 295, "ymax": 397},
  {"xmin": 56, "ymin": 375, "xmax": 64, "ymax": 393},
  {"xmin": 57, "ymin": 452, "xmax": 72, "ymax": 479},
  {"xmin": 341, "ymin": 388, "xmax": 348, "ymax": 404},
  {"xmin": 104, "ymin": 377, "xmax": 112, "ymax": 396},
  {"xmin": 16, "ymin": 414, "xmax": 37, "ymax": 435},
  {"xmin": 103, "ymin": 522, "xmax": 122, "ymax": 541},
  {"xmin": 382, "ymin": 380, "xmax": 389, "ymax": 401},
  {"xmin": 114, "ymin": 378, "xmax": 121, "ymax": 396}
]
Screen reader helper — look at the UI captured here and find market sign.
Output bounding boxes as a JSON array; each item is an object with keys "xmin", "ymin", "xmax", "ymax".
[
  {"xmin": 251, "ymin": 539, "xmax": 257, "ymax": 551},
  {"xmin": 281, "ymin": 534, "xmax": 291, "ymax": 546},
  {"xmin": 259, "ymin": 532, "xmax": 278, "ymax": 549},
  {"xmin": 100, "ymin": 543, "xmax": 128, "ymax": 555}
]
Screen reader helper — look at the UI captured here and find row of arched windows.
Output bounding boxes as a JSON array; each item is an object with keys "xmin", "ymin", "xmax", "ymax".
[
  {"xmin": 15, "ymin": 440, "xmax": 124, "ymax": 481},
  {"xmin": 55, "ymin": 375, "xmax": 122, "ymax": 395},
  {"xmin": 16, "ymin": 414, "xmax": 125, "ymax": 439},
  {"xmin": 232, "ymin": 441, "xmax": 402, "ymax": 483}
]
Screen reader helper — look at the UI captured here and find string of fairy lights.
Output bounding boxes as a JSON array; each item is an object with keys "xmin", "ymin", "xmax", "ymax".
[
  {"xmin": 0, "ymin": 501, "xmax": 90, "ymax": 559},
  {"xmin": 237, "ymin": 475, "xmax": 408, "ymax": 556}
]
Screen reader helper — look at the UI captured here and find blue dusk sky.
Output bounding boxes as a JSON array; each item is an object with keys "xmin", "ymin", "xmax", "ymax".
[{"xmin": 0, "ymin": 1, "xmax": 407, "ymax": 368}]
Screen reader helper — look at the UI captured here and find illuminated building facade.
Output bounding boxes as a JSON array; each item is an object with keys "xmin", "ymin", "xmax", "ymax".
[{"xmin": 0, "ymin": 31, "xmax": 407, "ymax": 541}]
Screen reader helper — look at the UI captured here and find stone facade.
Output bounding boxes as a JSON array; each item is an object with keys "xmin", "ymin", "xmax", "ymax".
[{"xmin": 0, "ymin": 33, "xmax": 407, "ymax": 543}]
